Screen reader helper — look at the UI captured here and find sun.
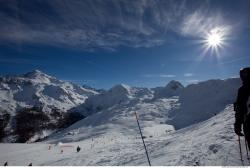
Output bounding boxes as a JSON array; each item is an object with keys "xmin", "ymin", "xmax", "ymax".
[
  {"xmin": 207, "ymin": 32, "xmax": 222, "ymax": 47},
  {"xmin": 200, "ymin": 27, "xmax": 228, "ymax": 57}
]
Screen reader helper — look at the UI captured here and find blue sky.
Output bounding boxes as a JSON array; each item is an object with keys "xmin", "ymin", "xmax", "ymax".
[{"xmin": 0, "ymin": 0, "xmax": 250, "ymax": 89}]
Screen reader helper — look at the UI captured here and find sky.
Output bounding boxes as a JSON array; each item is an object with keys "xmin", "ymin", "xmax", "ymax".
[{"xmin": 0, "ymin": 0, "xmax": 250, "ymax": 89}]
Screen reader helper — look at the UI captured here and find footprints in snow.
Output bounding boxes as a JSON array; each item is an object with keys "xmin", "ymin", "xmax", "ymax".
[{"xmin": 208, "ymin": 144, "xmax": 222, "ymax": 154}]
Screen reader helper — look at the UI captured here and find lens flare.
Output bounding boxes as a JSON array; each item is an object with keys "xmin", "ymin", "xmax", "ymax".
[
  {"xmin": 206, "ymin": 29, "xmax": 223, "ymax": 48},
  {"xmin": 207, "ymin": 32, "xmax": 222, "ymax": 47},
  {"xmin": 200, "ymin": 27, "xmax": 228, "ymax": 57}
]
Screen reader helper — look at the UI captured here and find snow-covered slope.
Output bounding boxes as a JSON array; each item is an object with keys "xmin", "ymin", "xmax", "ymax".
[
  {"xmin": 45, "ymin": 97, "xmax": 177, "ymax": 143},
  {"xmin": 71, "ymin": 84, "xmax": 154, "ymax": 116},
  {"xmin": 0, "ymin": 105, "xmax": 248, "ymax": 166},
  {"xmin": 71, "ymin": 78, "xmax": 240, "ymax": 130},
  {"xmin": 0, "ymin": 70, "xmax": 98, "ymax": 114},
  {"xmin": 169, "ymin": 78, "xmax": 241, "ymax": 129}
]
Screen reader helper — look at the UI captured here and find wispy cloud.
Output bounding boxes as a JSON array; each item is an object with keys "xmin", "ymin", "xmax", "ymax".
[
  {"xmin": 0, "ymin": 0, "xmax": 180, "ymax": 50},
  {"xmin": 142, "ymin": 74, "xmax": 176, "ymax": 78},
  {"xmin": 0, "ymin": 0, "xmax": 191, "ymax": 50},
  {"xmin": 184, "ymin": 73, "xmax": 194, "ymax": 77},
  {"xmin": 0, "ymin": 0, "xmax": 245, "ymax": 51},
  {"xmin": 159, "ymin": 74, "xmax": 176, "ymax": 78},
  {"xmin": 185, "ymin": 79, "xmax": 200, "ymax": 84},
  {"xmin": 181, "ymin": 7, "xmax": 232, "ymax": 38}
]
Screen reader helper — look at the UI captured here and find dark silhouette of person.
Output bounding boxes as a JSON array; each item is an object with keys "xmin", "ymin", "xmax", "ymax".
[
  {"xmin": 77, "ymin": 146, "xmax": 81, "ymax": 153},
  {"xmin": 4, "ymin": 161, "xmax": 8, "ymax": 166},
  {"xmin": 234, "ymin": 67, "xmax": 250, "ymax": 147}
]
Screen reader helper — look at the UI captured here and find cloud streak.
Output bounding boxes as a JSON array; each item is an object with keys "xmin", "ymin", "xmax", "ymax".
[
  {"xmin": 0, "ymin": 0, "xmax": 187, "ymax": 50},
  {"xmin": 185, "ymin": 79, "xmax": 200, "ymax": 84},
  {"xmin": 184, "ymin": 73, "xmax": 194, "ymax": 77},
  {"xmin": 142, "ymin": 74, "xmax": 176, "ymax": 78},
  {"xmin": 0, "ymin": 0, "xmax": 246, "ymax": 51}
]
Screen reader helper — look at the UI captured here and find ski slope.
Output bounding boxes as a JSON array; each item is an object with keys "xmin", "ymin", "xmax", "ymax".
[{"xmin": 0, "ymin": 104, "xmax": 248, "ymax": 166}]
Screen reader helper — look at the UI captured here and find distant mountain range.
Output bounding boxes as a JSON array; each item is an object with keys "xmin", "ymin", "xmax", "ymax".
[{"xmin": 0, "ymin": 70, "xmax": 241, "ymax": 143}]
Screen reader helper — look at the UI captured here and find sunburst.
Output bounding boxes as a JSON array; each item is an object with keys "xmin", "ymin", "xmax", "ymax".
[
  {"xmin": 201, "ymin": 27, "xmax": 228, "ymax": 57},
  {"xmin": 206, "ymin": 29, "xmax": 224, "ymax": 48}
]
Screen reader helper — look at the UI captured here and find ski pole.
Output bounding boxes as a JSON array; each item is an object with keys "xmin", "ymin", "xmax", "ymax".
[
  {"xmin": 134, "ymin": 112, "xmax": 151, "ymax": 166},
  {"xmin": 238, "ymin": 135, "xmax": 243, "ymax": 161},
  {"xmin": 244, "ymin": 137, "xmax": 249, "ymax": 159}
]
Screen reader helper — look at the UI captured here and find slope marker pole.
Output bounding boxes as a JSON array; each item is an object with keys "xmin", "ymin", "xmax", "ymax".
[
  {"xmin": 244, "ymin": 137, "xmax": 250, "ymax": 159},
  {"xmin": 134, "ymin": 112, "xmax": 151, "ymax": 166},
  {"xmin": 238, "ymin": 136, "xmax": 244, "ymax": 164}
]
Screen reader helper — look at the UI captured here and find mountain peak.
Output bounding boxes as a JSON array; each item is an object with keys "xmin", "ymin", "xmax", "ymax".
[
  {"xmin": 32, "ymin": 69, "xmax": 43, "ymax": 74},
  {"xmin": 23, "ymin": 69, "xmax": 51, "ymax": 79},
  {"xmin": 22, "ymin": 69, "xmax": 54, "ymax": 84},
  {"xmin": 25, "ymin": 69, "xmax": 44, "ymax": 75},
  {"xmin": 110, "ymin": 84, "xmax": 131, "ymax": 94},
  {"xmin": 153, "ymin": 80, "xmax": 184, "ymax": 99},
  {"xmin": 166, "ymin": 80, "xmax": 184, "ymax": 90}
]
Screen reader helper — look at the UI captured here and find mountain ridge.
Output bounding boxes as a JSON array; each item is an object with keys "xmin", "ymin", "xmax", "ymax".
[{"xmin": 0, "ymin": 70, "xmax": 241, "ymax": 143}]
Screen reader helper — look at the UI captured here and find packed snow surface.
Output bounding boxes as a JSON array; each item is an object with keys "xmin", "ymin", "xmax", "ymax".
[{"xmin": 0, "ymin": 105, "xmax": 249, "ymax": 166}]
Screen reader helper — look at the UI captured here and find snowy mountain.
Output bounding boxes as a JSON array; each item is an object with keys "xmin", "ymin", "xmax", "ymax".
[
  {"xmin": 0, "ymin": 70, "xmax": 98, "ymax": 114},
  {"xmin": 44, "ymin": 78, "xmax": 241, "ymax": 143},
  {"xmin": 0, "ymin": 71, "xmax": 245, "ymax": 165},
  {"xmin": 0, "ymin": 70, "xmax": 98, "ymax": 142},
  {"xmin": 82, "ymin": 84, "xmax": 106, "ymax": 94},
  {"xmin": 20, "ymin": 77, "xmax": 241, "ymax": 166},
  {"xmin": 153, "ymin": 80, "xmax": 184, "ymax": 99},
  {"xmin": 71, "ymin": 84, "xmax": 154, "ymax": 116}
]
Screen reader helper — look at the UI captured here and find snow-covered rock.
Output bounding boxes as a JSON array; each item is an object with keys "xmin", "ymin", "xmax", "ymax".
[{"xmin": 153, "ymin": 80, "xmax": 184, "ymax": 99}]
